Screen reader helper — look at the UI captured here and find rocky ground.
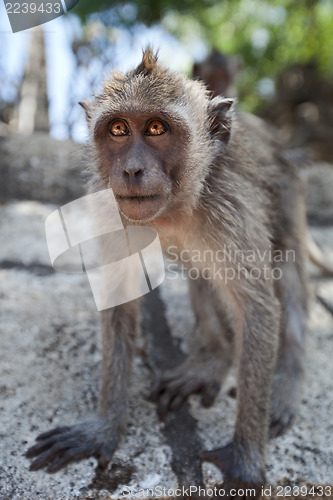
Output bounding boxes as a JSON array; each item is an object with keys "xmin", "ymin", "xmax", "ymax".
[{"xmin": 0, "ymin": 133, "xmax": 333, "ymax": 500}]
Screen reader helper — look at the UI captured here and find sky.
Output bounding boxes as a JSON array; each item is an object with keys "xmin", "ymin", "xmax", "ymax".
[{"xmin": 0, "ymin": 3, "xmax": 207, "ymax": 142}]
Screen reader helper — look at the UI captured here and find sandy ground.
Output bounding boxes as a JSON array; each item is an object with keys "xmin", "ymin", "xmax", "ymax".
[{"xmin": 0, "ymin": 200, "xmax": 333, "ymax": 500}]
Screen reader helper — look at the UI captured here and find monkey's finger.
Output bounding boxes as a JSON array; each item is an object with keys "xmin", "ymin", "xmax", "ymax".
[
  {"xmin": 157, "ymin": 393, "xmax": 172, "ymax": 417},
  {"xmin": 29, "ymin": 441, "xmax": 72, "ymax": 471},
  {"xmin": 46, "ymin": 447, "xmax": 88, "ymax": 473},
  {"xmin": 96, "ymin": 439, "xmax": 118, "ymax": 469},
  {"xmin": 200, "ymin": 382, "xmax": 220, "ymax": 408},
  {"xmin": 228, "ymin": 387, "xmax": 237, "ymax": 399},
  {"xmin": 47, "ymin": 452, "xmax": 77, "ymax": 473},
  {"xmin": 269, "ymin": 413, "xmax": 294, "ymax": 438},
  {"xmin": 36, "ymin": 426, "xmax": 71, "ymax": 441},
  {"xmin": 149, "ymin": 381, "xmax": 168, "ymax": 402},
  {"xmin": 97, "ymin": 446, "xmax": 116, "ymax": 469},
  {"xmin": 169, "ymin": 393, "xmax": 186, "ymax": 411},
  {"xmin": 156, "ymin": 376, "xmax": 194, "ymax": 414},
  {"xmin": 26, "ymin": 437, "xmax": 59, "ymax": 458},
  {"xmin": 269, "ymin": 421, "xmax": 283, "ymax": 438},
  {"xmin": 156, "ymin": 388, "xmax": 180, "ymax": 417},
  {"xmin": 175, "ymin": 379, "xmax": 202, "ymax": 399},
  {"xmin": 156, "ymin": 378, "xmax": 200, "ymax": 413},
  {"xmin": 98, "ymin": 456, "xmax": 111, "ymax": 469},
  {"xmin": 149, "ymin": 369, "xmax": 187, "ymax": 401},
  {"xmin": 199, "ymin": 447, "xmax": 226, "ymax": 470}
]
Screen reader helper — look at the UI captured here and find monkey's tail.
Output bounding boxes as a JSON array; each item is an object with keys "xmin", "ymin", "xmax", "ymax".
[{"xmin": 307, "ymin": 229, "xmax": 333, "ymax": 276}]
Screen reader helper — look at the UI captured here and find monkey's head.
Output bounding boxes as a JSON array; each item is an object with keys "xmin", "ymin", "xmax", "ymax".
[{"xmin": 81, "ymin": 47, "xmax": 235, "ymax": 223}]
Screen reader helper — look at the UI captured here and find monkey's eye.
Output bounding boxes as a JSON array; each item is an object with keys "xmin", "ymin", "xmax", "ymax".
[
  {"xmin": 109, "ymin": 120, "xmax": 129, "ymax": 136},
  {"xmin": 146, "ymin": 120, "xmax": 168, "ymax": 136}
]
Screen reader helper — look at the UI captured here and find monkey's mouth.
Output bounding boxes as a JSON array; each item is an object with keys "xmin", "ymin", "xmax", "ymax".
[
  {"xmin": 115, "ymin": 193, "xmax": 165, "ymax": 221},
  {"xmin": 116, "ymin": 194, "xmax": 161, "ymax": 202}
]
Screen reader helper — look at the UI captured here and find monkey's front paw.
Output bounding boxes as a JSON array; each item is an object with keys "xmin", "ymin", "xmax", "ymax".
[
  {"xmin": 26, "ymin": 418, "xmax": 119, "ymax": 473},
  {"xmin": 200, "ymin": 443, "xmax": 265, "ymax": 499},
  {"xmin": 149, "ymin": 359, "xmax": 223, "ymax": 417}
]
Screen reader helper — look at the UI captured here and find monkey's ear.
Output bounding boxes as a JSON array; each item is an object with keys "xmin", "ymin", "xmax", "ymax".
[
  {"xmin": 208, "ymin": 97, "xmax": 235, "ymax": 145},
  {"xmin": 79, "ymin": 100, "xmax": 93, "ymax": 122}
]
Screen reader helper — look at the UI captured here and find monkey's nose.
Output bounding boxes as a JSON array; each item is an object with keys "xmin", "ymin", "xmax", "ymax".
[{"xmin": 123, "ymin": 165, "xmax": 144, "ymax": 179}]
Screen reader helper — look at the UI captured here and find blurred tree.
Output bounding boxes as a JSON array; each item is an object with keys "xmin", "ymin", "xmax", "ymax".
[
  {"xmin": 17, "ymin": 27, "xmax": 49, "ymax": 134},
  {"xmin": 70, "ymin": 0, "xmax": 333, "ymax": 112}
]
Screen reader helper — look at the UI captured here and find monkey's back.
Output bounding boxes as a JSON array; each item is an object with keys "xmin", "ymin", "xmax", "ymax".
[{"xmin": 228, "ymin": 112, "xmax": 306, "ymax": 247}]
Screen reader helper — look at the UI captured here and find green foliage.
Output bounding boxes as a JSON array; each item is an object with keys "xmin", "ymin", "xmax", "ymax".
[{"xmin": 71, "ymin": 0, "xmax": 333, "ymax": 112}]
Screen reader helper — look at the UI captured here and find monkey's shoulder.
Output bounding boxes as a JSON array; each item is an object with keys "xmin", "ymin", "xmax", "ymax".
[{"xmin": 224, "ymin": 112, "xmax": 300, "ymax": 187}]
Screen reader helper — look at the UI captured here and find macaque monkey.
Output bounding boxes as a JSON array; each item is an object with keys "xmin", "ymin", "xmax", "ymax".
[
  {"xmin": 27, "ymin": 48, "xmax": 307, "ymax": 496},
  {"xmin": 193, "ymin": 49, "xmax": 240, "ymax": 98}
]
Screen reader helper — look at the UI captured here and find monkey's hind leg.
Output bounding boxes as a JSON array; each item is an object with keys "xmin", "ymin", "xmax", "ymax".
[
  {"xmin": 270, "ymin": 260, "xmax": 307, "ymax": 438},
  {"xmin": 150, "ymin": 278, "xmax": 237, "ymax": 416}
]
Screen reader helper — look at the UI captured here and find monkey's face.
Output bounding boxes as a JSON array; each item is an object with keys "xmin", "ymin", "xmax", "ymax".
[
  {"xmin": 82, "ymin": 47, "xmax": 235, "ymax": 223},
  {"xmin": 93, "ymin": 111, "xmax": 189, "ymax": 222}
]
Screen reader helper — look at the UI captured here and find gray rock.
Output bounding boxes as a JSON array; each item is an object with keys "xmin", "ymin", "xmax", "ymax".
[{"xmin": 0, "ymin": 133, "xmax": 85, "ymax": 204}]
